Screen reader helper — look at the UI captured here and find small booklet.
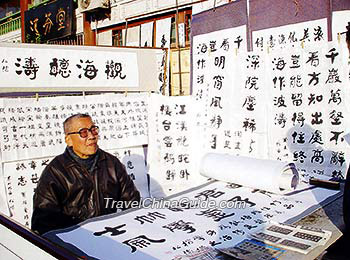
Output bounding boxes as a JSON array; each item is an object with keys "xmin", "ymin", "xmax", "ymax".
[{"xmin": 249, "ymin": 222, "xmax": 332, "ymax": 254}]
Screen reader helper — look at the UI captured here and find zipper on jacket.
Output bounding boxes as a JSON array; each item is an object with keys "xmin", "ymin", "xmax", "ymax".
[
  {"xmin": 80, "ymin": 166, "xmax": 100, "ymax": 217},
  {"xmin": 93, "ymin": 169, "xmax": 100, "ymax": 215}
]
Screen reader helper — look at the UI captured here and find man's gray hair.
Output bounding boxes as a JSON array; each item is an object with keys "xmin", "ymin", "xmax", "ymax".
[{"xmin": 63, "ymin": 113, "xmax": 91, "ymax": 134}]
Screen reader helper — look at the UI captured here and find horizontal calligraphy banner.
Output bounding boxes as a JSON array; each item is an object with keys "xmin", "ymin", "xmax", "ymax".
[{"xmin": 0, "ymin": 43, "xmax": 164, "ymax": 92}]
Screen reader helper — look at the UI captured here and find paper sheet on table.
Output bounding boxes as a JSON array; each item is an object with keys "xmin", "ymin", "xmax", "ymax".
[
  {"xmin": 200, "ymin": 153, "xmax": 299, "ymax": 194},
  {"xmin": 50, "ymin": 181, "xmax": 340, "ymax": 260}
]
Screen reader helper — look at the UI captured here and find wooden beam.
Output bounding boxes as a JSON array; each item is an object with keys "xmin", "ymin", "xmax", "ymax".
[
  {"xmin": 83, "ymin": 13, "xmax": 96, "ymax": 46},
  {"xmin": 20, "ymin": 0, "xmax": 29, "ymax": 43}
]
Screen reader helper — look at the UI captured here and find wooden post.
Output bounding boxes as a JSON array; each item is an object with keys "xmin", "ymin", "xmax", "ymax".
[
  {"xmin": 20, "ymin": 0, "xmax": 29, "ymax": 43},
  {"xmin": 175, "ymin": 0, "xmax": 183, "ymax": 96},
  {"xmin": 83, "ymin": 13, "xmax": 96, "ymax": 46}
]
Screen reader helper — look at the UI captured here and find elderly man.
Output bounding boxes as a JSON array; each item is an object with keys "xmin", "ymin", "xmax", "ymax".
[{"xmin": 31, "ymin": 113, "xmax": 140, "ymax": 235}]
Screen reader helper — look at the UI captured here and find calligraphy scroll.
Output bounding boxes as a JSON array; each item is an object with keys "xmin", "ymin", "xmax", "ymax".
[
  {"xmin": 126, "ymin": 26, "xmax": 141, "ymax": 47},
  {"xmin": 156, "ymin": 50, "xmax": 168, "ymax": 94},
  {"xmin": 332, "ymin": 10, "xmax": 350, "ymax": 43},
  {"xmin": 108, "ymin": 146, "xmax": 150, "ymax": 199},
  {"xmin": 155, "ymin": 18, "xmax": 171, "ymax": 48},
  {"xmin": 200, "ymin": 153, "xmax": 299, "ymax": 194},
  {"xmin": 266, "ymin": 42, "xmax": 350, "ymax": 180},
  {"xmin": 252, "ymin": 18, "xmax": 328, "ymax": 52},
  {"xmin": 0, "ymin": 44, "xmax": 139, "ymax": 89},
  {"xmin": 331, "ymin": 10, "xmax": 350, "ymax": 59},
  {"xmin": 51, "ymin": 181, "xmax": 340, "ymax": 260},
  {"xmin": 4, "ymin": 156, "xmax": 54, "ymax": 227},
  {"xmin": 192, "ymin": 26, "xmax": 248, "ymax": 156},
  {"xmin": 0, "ymin": 93, "xmax": 149, "ymax": 162},
  {"xmin": 230, "ymin": 50, "xmax": 269, "ymax": 157},
  {"xmin": 178, "ymin": 23, "xmax": 186, "ymax": 48},
  {"xmin": 140, "ymin": 22, "xmax": 154, "ymax": 47},
  {"xmin": 148, "ymin": 94, "xmax": 206, "ymax": 197},
  {"xmin": 193, "ymin": 23, "xmax": 350, "ymax": 180},
  {"xmin": 155, "ymin": 18, "xmax": 171, "ymax": 95}
]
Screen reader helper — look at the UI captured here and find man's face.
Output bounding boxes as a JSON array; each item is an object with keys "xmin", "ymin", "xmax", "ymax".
[{"xmin": 65, "ymin": 117, "xmax": 98, "ymax": 158}]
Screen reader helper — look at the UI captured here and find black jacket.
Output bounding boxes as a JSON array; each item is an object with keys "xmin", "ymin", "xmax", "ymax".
[{"xmin": 31, "ymin": 148, "xmax": 140, "ymax": 235}]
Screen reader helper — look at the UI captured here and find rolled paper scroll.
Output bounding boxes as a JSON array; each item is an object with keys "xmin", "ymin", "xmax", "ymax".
[{"xmin": 200, "ymin": 153, "xmax": 299, "ymax": 194}]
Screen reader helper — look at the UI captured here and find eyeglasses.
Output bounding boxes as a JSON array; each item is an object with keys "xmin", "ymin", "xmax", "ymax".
[{"xmin": 67, "ymin": 126, "xmax": 99, "ymax": 138}]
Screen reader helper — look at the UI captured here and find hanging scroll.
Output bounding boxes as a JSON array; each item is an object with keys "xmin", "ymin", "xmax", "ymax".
[
  {"xmin": 229, "ymin": 50, "xmax": 269, "ymax": 158},
  {"xmin": 266, "ymin": 42, "xmax": 350, "ymax": 180},
  {"xmin": 140, "ymin": 22, "xmax": 154, "ymax": 47},
  {"xmin": 193, "ymin": 22, "xmax": 350, "ymax": 180},
  {"xmin": 332, "ymin": 10, "xmax": 350, "ymax": 43},
  {"xmin": 331, "ymin": 10, "xmax": 350, "ymax": 61},
  {"xmin": 155, "ymin": 18, "xmax": 171, "ymax": 48},
  {"xmin": 108, "ymin": 146, "xmax": 150, "ymax": 199},
  {"xmin": 148, "ymin": 94, "xmax": 206, "ymax": 197},
  {"xmin": 156, "ymin": 50, "xmax": 168, "ymax": 93},
  {"xmin": 155, "ymin": 18, "xmax": 171, "ymax": 95},
  {"xmin": 192, "ymin": 26, "xmax": 247, "ymax": 156},
  {"xmin": 126, "ymin": 26, "xmax": 141, "ymax": 47},
  {"xmin": 252, "ymin": 18, "xmax": 328, "ymax": 52},
  {"xmin": 0, "ymin": 93, "xmax": 149, "ymax": 162},
  {"xmin": 4, "ymin": 156, "xmax": 54, "ymax": 227}
]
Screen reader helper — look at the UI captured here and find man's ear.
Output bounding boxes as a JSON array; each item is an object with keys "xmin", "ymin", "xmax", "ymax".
[{"xmin": 65, "ymin": 135, "xmax": 73, "ymax": 146}]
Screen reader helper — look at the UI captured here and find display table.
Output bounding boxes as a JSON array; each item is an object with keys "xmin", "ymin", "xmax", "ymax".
[{"xmin": 0, "ymin": 183, "xmax": 345, "ymax": 260}]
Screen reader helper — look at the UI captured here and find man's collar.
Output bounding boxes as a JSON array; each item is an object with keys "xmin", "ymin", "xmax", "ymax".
[{"xmin": 63, "ymin": 147, "xmax": 106, "ymax": 168}]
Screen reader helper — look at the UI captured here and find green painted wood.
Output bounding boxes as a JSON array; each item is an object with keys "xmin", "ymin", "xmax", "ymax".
[{"xmin": 0, "ymin": 16, "xmax": 21, "ymax": 36}]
